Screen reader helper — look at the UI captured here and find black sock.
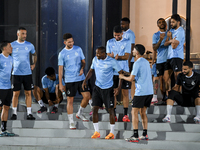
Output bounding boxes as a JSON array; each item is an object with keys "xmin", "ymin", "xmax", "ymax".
[
  {"xmin": 1, "ymin": 121, "xmax": 7, "ymax": 132},
  {"xmin": 124, "ymin": 108, "xmax": 128, "ymax": 116},
  {"xmin": 143, "ymin": 129, "xmax": 147, "ymax": 136},
  {"xmin": 133, "ymin": 129, "xmax": 138, "ymax": 138},
  {"xmin": 114, "ymin": 108, "xmax": 116, "ymax": 116}
]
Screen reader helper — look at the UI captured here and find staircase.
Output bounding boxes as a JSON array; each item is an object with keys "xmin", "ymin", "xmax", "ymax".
[{"xmin": 0, "ymin": 102, "xmax": 200, "ymax": 150}]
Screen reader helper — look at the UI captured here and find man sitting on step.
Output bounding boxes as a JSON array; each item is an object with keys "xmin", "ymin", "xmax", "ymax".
[
  {"xmin": 32, "ymin": 67, "xmax": 64, "ymax": 114},
  {"xmin": 162, "ymin": 61, "xmax": 200, "ymax": 123}
]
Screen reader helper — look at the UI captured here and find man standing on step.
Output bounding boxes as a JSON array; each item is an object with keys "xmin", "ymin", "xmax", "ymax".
[
  {"xmin": 82, "ymin": 46, "xmax": 122, "ymax": 139},
  {"xmin": 10, "ymin": 27, "xmax": 37, "ymax": 120},
  {"xmin": 121, "ymin": 17, "xmax": 136, "ymax": 101},
  {"xmin": 0, "ymin": 41, "xmax": 15, "ymax": 136},
  {"xmin": 32, "ymin": 67, "xmax": 65, "ymax": 114},
  {"xmin": 58, "ymin": 33, "xmax": 91, "ymax": 130},
  {"xmin": 152, "ymin": 18, "xmax": 168, "ymax": 104},
  {"xmin": 119, "ymin": 44, "xmax": 153, "ymax": 142},
  {"xmin": 162, "ymin": 61, "xmax": 200, "ymax": 123},
  {"xmin": 106, "ymin": 25, "xmax": 131, "ymax": 122}
]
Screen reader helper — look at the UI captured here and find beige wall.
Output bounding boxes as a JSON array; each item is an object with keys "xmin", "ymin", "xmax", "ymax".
[{"xmin": 129, "ymin": 0, "xmax": 200, "ymax": 53}]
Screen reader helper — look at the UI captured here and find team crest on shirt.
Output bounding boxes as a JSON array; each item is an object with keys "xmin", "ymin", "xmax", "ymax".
[
  {"xmin": 104, "ymin": 64, "xmax": 108, "ymax": 68},
  {"xmin": 191, "ymin": 81, "xmax": 195, "ymax": 85},
  {"xmin": 25, "ymin": 47, "xmax": 28, "ymax": 50},
  {"xmin": 4, "ymin": 62, "xmax": 6, "ymax": 67},
  {"xmin": 75, "ymin": 52, "xmax": 78, "ymax": 56},
  {"xmin": 121, "ymin": 46, "xmax": 124, "ymax": 49},
  {"xmin": 16, "ymin": 48, "xmax": 19, "ymax": 52},
  {"xmin": 67, "ymin": 55, "xmax": 69, "ymax": 59}
]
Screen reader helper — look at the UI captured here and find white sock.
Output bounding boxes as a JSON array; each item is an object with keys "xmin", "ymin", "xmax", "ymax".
[
  {"xmin": 68, "ymin": 114, "xmax": 74, "ymax": 123},
  {"xmin": 110, "ymin": 124, "xmax": 115, "ymax": 134},
  {"xmin": 54, "ymin": 103, "xmax": 59, "ymax": 108},
  {"xmin": 38, "ymin": 100, "xmax": 44, "ymax": 107},
  {"xmin": 93, "ymin": 122, "xmax": 99, "ymax": 132},
  {"xmin": 166, "ymin": 105, "xmax": 173, "ymax": 118},
  {"xmin": 153, "ymin": 95, "xmax": 157, "ymax": 99},
  {"xmin": 27, "ymin": 107, "xmax": 32, "ymax": 115},
  {"xmin": 12, "ymin": 107, "xmax": 17, "ymax": 115},
  {"xmin": 89, "ymin": 99, "xmax": 92, "ymax": 107},
  {"xmin": 77, "ymin": 106, "xmax": 84, "ymax": 115},
  {"xmin": 195, "ymin": 105, "xmax": 200, "ymax": 118}
]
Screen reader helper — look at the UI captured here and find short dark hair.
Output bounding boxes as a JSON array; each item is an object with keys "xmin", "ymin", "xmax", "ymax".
[
  {"xmin": 113, "ymin": 25, "xmax": 122, "ymax": 33},
  {"xmin": 97, "ymin": 46, "xmax": 106, "ymax": 53},
  {"xmin": 171, "ymin": 14, "xmax": 181, "ymax": 22},
  {"xmin": 45, "ymin": 67, "xmax": 55, "ymax": 76},
  {"xmin": 135, "ymin": 44, "xmax": 145, "ymax": 55},
  {"xmin": 0, "ymin": 40, "xmax": 10, "ymax": 51},
  {"xmin": 183, "ymin": 61, "xmax": 193, "ymax": 68},
  {"xmin": 63, "ymin": 33, "xmax": 73, "ymax": 40},
  {"xmin": 121, "ymin": 17, "xmax": 130, "ymax": 23},
  {"xmin": 17, "ymin": 27, "xmax": 26, "ymax": 32},
  {"xmin": 157, "ymin": 18, "xmax": 165, "ymax": 24}
]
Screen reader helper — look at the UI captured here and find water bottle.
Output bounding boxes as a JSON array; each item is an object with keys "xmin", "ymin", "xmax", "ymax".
[{"xmin": 62, "ymin": 91, "xmax": 67, "ymax": 100}]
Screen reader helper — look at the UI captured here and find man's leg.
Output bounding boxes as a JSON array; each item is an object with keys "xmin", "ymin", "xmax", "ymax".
[
  {"xmin": 139, "ymin": 107, "xmax": 149, "ymax": 140},
  {"xmin": 32, "ymin": 86, "xmax": 47, "ymax": 113},
  {"xmin": 105, "ymin": 108, "xmax": 115, "ymax": 139},
  {"xmin": 10, "ymin": 91, "xmax": 20, "ymax": 120},
  {"xmin": 25, "ymin": 90, "xmax": 35, "ymax": 120},
  {"xmin": 91, "ymin": 106, "xmax": 100, "ymax": 138},
  {"xmin": 51, "ymin": 85, "xmax": 63, "ymax": 114},
  {"xmin": 66, "ymin": 96, "xmax": 76, "ymax": 129},
  {"xmin": 194, "ymin": 98, "xmax": 200, "ymax": 123},
  {"xmin": 151, "ymin": 76, "xmax": 159, "ymax": 105},
  {"xmin": 76, "ymin": 91, "xmax": 90, "ymax": 121},
  {"xmin": 162, "ymin": 99, "xmax": 174, "ymax": 122},
  {"xmin": 122, "ymin": 89, "xmax": 130, "ymax": 122},
  {"xmin": 163, "ymin": 69, "xmax": 173, "ymax": 95}
]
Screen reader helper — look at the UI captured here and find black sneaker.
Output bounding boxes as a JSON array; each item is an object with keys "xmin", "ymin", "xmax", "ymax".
[
  {"xmin": 10, "ymin": 114, "xmax": 17, "ymax": 120},
  {"xmin": 37, "ymin": 106, "xmax": 47, "ymax": 113},
  {"xmin": 27, "ymin": 114, "xmax": 35, "ymax": 120},
  {"xmin": 51, "ymin": 107, "xmax": 58, "ymax": 114}
]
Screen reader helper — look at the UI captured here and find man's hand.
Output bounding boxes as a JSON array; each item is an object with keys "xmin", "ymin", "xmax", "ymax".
[
  {"xmin": 82, "ymin": 80, "xmax": 87, "ymax": 91},
  {"xmin": 167, "ymin": 31, "xmax": 172, "ymax": 38},
  {"xmin": 31, "ymin": 64, "xmax": 35, "ymax": 70},
  {"xmin": 114, "ymin": 88, "xmax": 120, "ymax": 96},
  {"xmin": 110, "ymin": 52, "xmax": 114, "ymax": 58},
  {"xmin": 79, "ymin": 68, "xmax": 84, "ymax": 76},
  {"xmin": 115, "ymin": 54, "xmax": 119, "ymax": 60},
  {"xmin": 59, "ymin": 84, "xmax": 65, "ymax": 92},
  {"xmin": 160, "ymin": 33, "xmax": 165, "ymax": 41},
  {"xmin": 48, "ymin": 100, "xmax": 53, "ymax": 106},
  {"xmin": 119, "ymin": 74, "xmax": 124, "ymax": 79}
]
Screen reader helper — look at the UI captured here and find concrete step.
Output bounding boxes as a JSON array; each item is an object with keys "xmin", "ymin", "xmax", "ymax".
[
  {"xmin": 15, "ymin": 103, "xmax": 197, "ymax": 115},
  {"xmin": 7, "ymin": 111, "xmax": 197, "ymax": 123},
  {"xmin": 0, "ymin": 137, "xmax": 200, "ymax": 150},
  {"xmin": 3, "ymin": 128, "xmax": 200, "ymax": 142},
  {"xmin": 6, "ymin": 120, "xmax": 200, "ymax": 132}
]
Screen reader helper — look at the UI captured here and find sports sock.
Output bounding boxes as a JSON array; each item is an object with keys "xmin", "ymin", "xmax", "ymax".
[
  {"xmin": 110, "ymin": 124, "xmax": 115, "ymax": 134},
  {"xmin": 89, "ymin": 99, "xmax": 92, "ymax": 107},
  {"xmin": 93, "ymin": 122, "xmax": 99, "ymax": 133},
  {"xmin": 77, "ymin": 106, "xmax": 84, "ymax": 115},
  {"xmin": 153, "ymin": 94, "xmax": 157, "ymax": 100},
  {"xmin": 124, "ymin": 108, "xmax": 128, "ymax": 116},
  {"xmin": 12, "ymin": 107, "xmax": 17, "ymax": 115},
  {"xmin": 38, "ymin": 100, "xmax": 44, "ymax": 107},
  {"xmin": 166, "ymin": 105, "xmax": 173, "ymax": 118},
  {"xmin": 142, "ymin": 129, "xmax": 147, "ymax": 136},
  {"xmin": 27, "ymin": 107, "xmax": 32, "ymax": 115},
  {"xmin": 68, "ymin": 114, "xmax": 74, "ymax": 123},
  {"xmin": 54, "ymin": 103, "xmax": 59, "ymax": 108},
  {"xmin": 133, "ymin": 129, "xmax": 139, "ymax": 138},
  {"xmin": 196, "ymin": 105, "xmax": 200, "ymax": 118},
  {"xmin": 1, "ymin": 121, "xmax": 7, "ymax": 132}
]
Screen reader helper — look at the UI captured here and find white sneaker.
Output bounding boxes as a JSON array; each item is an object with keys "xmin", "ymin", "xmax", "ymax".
[
  {"xmin": 69, "ymin": 122, "xmax": 76, "ymax": 129},
  {"xmin": 194, "ymin": 116, "xmax": 200, "ymax": 124},
  {"xmin": 151, "ymin": 98, "xmax": 158, "ymax": 105},
  {"xmin": 76, "ymin": 113, "xmax": 89, "ymax": 122},
  {"xmin": 162, "ymin": 116, "xmax": 171, "ymax": 123}
]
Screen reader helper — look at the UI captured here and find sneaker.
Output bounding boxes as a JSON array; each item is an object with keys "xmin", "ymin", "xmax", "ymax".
[
  {"xmin": 162, "ymin": 116, "xmax": 170, "ymax": 123},
  {"xmin": 91, "ymin": 131, "xmax": 100, "ymax": 139},
  {"xmin": 0, "ymin": 130, "xmax": 15, "ymax": 137},
  {"xmin": 89, "ymin": 110, "xmax": 93, "ymax": 116},
  {"xmin": 139, "ymin": 135, "xmax": 149, "ymax": 140},
  {"xmin": 194, "ymin": 116, "xmax": 200, "ymax": 124},
  {"xmin": 76, "ymin": 113, "xmax": 89, "ymax": 122},
  {"xmin": 125, "ymin": 136, "xmax": 139, "ymax": 142},
  {"xmin": 115, "ymin": 116, "xmax": 118, "ymax": 122},
  {"xmin": 10, "ymin": 114, "xmax": 17, "ymax": 120},
  {"xmin": 37, "ymin": 106, "xmax": 47, "ymax": 113},
  {"xmin": 151, "ymin": 98, "xmax": 158, "ymax": 105},
  {"xmin": 105, "ymin": 133, "xmax": 114, "ymax": 139},
  {"xmin": 51, "ymin": 107, "xmax": 58, "ymax": 114},
  {"xmin": 27, "ymin": 114, "xmax": 35, "ymax": 120},
  {"xmin": 122, "ymin": 115, "xmax": 130, "ymax": 122},
  {"xmin": 69, "ymin": 122, "xmax": 76, "ymax": 130}
]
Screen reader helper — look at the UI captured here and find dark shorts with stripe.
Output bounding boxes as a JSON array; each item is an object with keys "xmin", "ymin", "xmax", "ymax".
[
  {"xmin": 132, "ymin": 95, "xmax": 153, "ymax": 108},
  {"xmin": 0, "ymin": 89, "xmax": 12, "ymax": 107}
]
